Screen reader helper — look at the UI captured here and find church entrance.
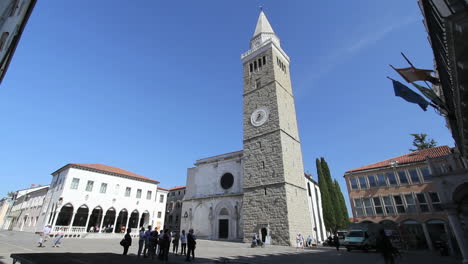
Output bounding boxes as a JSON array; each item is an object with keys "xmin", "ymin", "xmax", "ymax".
[
  {"xmin": 261, "ymin": 228, "xmax": 267, "ymax": 242},
  {"xmin": 219, "ymin": 219, "xmax": 229, "ymax": 239}
]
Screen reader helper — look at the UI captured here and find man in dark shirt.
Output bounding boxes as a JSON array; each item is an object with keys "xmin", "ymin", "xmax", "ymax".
[
  {"xmin": 122, "ymin": 228, "xmax": 132, "ymax": 255},
  {"xmin": 186, "ymin": 228, "xmax": 196, "ymax": 261}
]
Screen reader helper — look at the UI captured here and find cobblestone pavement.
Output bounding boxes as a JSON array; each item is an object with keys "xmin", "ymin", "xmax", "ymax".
[{"xmin": 0, "ymin": 231, "xmax": 461, "ymax": 264}]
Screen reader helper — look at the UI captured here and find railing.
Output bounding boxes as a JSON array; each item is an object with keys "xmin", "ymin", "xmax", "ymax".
[{"xmin": 52, "ymin": 226, "xmax": 87, "ymax": 234}]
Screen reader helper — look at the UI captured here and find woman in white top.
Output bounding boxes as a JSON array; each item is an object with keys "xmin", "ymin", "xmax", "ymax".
[{"xmin": 180, "ymin": 230, "xmax": 187, "ymax": 256}]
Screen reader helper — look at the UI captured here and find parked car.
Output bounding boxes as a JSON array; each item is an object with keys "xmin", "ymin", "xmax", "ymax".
[{"xmin": 343, "ymin": 229, "xmax": 377, "ymax": 252}]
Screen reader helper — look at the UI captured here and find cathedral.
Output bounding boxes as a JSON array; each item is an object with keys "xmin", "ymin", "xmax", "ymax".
[{"xmin": 180, "ymin": 11, "xmax": 326, "ymax": 246}]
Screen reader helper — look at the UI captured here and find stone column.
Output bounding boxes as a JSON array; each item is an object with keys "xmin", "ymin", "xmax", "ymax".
[
  {"xmin": 421, "ymin": 223, "xmax": 434, "ymax": 251},
  {"xmin": 98, "ymin": 212, "xmax": 105, "ymax": 232},
  {"xmin": 68, "ymin": 212, "xmax": 77, "ymax": 233},
  {"xmin": 137, "ymin": 214, "xmax": 143, "ymax": 229},
  {"xmin": 84, "ymin": 214, "xmax": 91, "ymax": 232},
  {"xmin": 112, "ymin": 214, "xmax": 118, "ymax": 233},
  {"xmin": 125, "ymin": 214, "xmax": 130, "ymax": 232},
  {"xmin": 443, "ymin": 222, "xmax": 455, "ymax": 256},
  {"xmin": 446, "ymin": 207, "xmax": 468, "ymax": 263},
  {"xmin": 51, "ymin": 210, "xmax": 59, "ymax": 230}
]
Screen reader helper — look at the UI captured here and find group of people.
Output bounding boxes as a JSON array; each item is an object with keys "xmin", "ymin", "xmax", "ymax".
[
  {"xmin": 121, "ymin": 225, "xmax": 197, "ymax": 262},
  {"xmin": 37, "ymin": 224, "xmax": 64, "ymax": 248},
  {"xmin": 295, "ymin": 233, "xmax": 318, "ymax": 249}
]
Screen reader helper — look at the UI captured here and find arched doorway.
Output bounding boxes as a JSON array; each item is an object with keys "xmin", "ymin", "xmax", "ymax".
[
  {"xmin": 72, "ymin": 205, "xmax": 89, "ymax": 227},
  {"xmin": 87, "ymin": 206, "xmax": 103, "ymax": 232},
  {"xmin": 218, "ymin": 208, "xmax": 229, "ymax": 239},
  {"xmin": 102, "ymin": 208, "xmax": 116, "ymax": 233},
  {"xmin": 261, "ymin": 227, "xmax": 268, "ymax": 243},
  {"xmin": 115, "ymin": 209, "xmax": 128, "ymax": 233},
  {"xmin": 129, "ymin": 210, "xmax": 139, "ymax": 229},
  {"xmin": 400, "ymin": 219, "xmax": 426, "ymax": 249},
  {"xmin": 56, "ymin": 203, "xmax": 74, "ymax": 226},
  {"xmin": 140, "ymin": 211, "xmax": 150, "ymax": 229}
]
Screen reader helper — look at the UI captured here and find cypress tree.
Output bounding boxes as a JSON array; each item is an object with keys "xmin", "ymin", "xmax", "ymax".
[
  {"xmin": 316, "ymin": 158, "xmax": 334, "ymax": 232},
  {"xmin": 334, "ymin": 180, "xmax": 349, "ymax": 229},
  {"xmin": 320, "ymin": 157, "xmax": 337, "ymax": 231}
]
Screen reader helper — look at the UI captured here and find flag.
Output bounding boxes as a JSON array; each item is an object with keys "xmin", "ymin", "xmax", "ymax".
[
  {"xmin": 411, "ymin": 83, "xmax": 446, "ymax": 110},
  {"xmin": 390, "ymin": 65, "xmax": 437, "ymax": 83},
  {"xmin": 391, "ymin": 79, "xmax": 429, "ymax": 111}
]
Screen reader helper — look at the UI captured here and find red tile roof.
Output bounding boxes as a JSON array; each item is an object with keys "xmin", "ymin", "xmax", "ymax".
[
  {"xmin": 63, "ymin": 163, "xmax": 159, "ymax": 184},
  {"xmin": 157, "ymin": 186, "xmax": 169, "ymax": 191},
  {"xmin": 168, "ymin": 185, "xmax": 186, "ymax": 191},
  {"xmin": 346, "ymin": 145, "xmax": 452, "ymax": 173}
]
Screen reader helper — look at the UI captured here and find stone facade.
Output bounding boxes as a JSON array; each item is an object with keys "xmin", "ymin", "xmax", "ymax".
[{"xmin": 164, "ymin": 186, "xmax": 186, "ymax": 232}]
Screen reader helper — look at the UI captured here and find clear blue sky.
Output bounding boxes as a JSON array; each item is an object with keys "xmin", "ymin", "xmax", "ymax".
[{"xmin": 0, "ymin": 1, "xmax": 453, "ymax": 214}]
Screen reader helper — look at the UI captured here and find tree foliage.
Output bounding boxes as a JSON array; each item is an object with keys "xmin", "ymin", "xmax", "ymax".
[
  {"xmin": 316, "ymin": 158, "xmax": 334, "ymax": 232},
  {"xmin": 334, "ymin": 180, "xmax": 349, "ymax": 229},
  {"xmin": 320, "ymin": 157, "xmax": 337, "ymax": 230},
  {"xmin": 7, "ymin": 191, "xmax": 15, "ymax": 198},
  {"xmin": 410, "ymin": 133, "xmax": 437, "ymax": 152}
]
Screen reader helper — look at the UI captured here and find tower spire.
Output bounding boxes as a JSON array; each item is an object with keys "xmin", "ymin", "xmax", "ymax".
[{"xmin": 250, "ymin": 10, "xmax": 280, "ymax": 49}]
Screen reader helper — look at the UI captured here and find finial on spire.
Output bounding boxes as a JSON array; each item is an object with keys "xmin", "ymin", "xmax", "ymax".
[{"xmin": 259, "ymin": 5, "xmax": 263, "ymax": 12}]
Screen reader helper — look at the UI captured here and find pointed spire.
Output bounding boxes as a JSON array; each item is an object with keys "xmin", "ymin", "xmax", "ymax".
[{"xmin": 253, "ymin": 10, "xmax": 275, "ymax": 37}]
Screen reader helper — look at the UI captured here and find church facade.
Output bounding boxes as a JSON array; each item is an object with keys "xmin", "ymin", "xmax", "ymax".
[{"xmin": 180, "ymin": 11, "xmax": 326, "ymax": 246}]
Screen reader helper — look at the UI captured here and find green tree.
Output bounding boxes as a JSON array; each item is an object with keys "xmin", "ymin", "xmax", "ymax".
[
  {"xmin": 321, "ymin": 157, "xmax": 338, "ymax": 232},
  {"xmin": 333, "ymin": 180, "xmax": 349, "ymax": 229},
  {"xmin": 410, "ymin": 133, "xmax": 437, "ymax": 151},
  {"xmin": 316, "ymin": 158, "xmax": 334, "ymax": 232}
]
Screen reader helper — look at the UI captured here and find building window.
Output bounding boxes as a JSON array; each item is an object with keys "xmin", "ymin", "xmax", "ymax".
[
  {"xmin": 100, "ymin": 183, "xmax": 107, "ymax": 193},
  {"xmin": 262, "ymin": 56, "xmax": 266, "ymax": 65},
  {"xmin": 125, "ymin": 187, "xmax": 131, "ymax": 197},
  {"xmin": 220, "ymin": 173, "xmax": 234, "ymax": 189},
  {"xmin": 409, "ymin": 169, "xmax": 420, "ymax": 184},
  {"xmin": 420, "ymin": 167, "xmax": 431, "ymax": 182},
  {"xmin": 373, "ymin": 197, "xmax": 383, "ymax": 215},
  {"xmin": 178, "ymin": 191, "xmax": 180, "ymax": 195},
  {"xmin": 114, "ymin": 184, "xmax": 120, "ymax": 195},
  {"xmin": 429, "ymin": 192, "xmax": 443, "ymax": 212},
  {"xmin": 70, "ymin": 178, "xmax": 80, "ymax": 190},
  {"xmin": 397, "ymin": 171, "xmax": 408, "ymax": 185},
  {"xmin": 354, "ymin": 198, "xmax": 364, "ymax": 217},
  {"xmin": 350, "ymin": 178, "xmax": 358, "ymax": 190},
  {"xmin": 258, "ymin": 58, "xmax": 262, "ymax": 68},
  {"xmin": 136, "ymin": 189, "xmax": 142, "ymax": 199},
  {"xmin": 249, "ymin": 63, "xmax": 253, "ymax": 72},
  {"xmin": 363, "ymin": 198, "xmax": 374, "ymax": 216},
  {"xmin": 393, "ymin": 195, "xmax": 406, "ymax": 214},
  {"xmin": 159, "ymin": 194, "xmax": 164, "ymax": 203},
  {"xmin": 404, "ymin": 194, "xmax": 417, "ymax": 214},
  {"xmin": 417, "ymin": 193, "xmax": 430, "ymax": 212},
  {"xmin": 383, "ymin": 196, "xmax": 395, "ymax": 215},
  {"xmin": 175, "ymin": 215, "xmax": 179, "ymax": 223},
  {"xmin": 85, "ymin": 180, "xmax": 94, "ymax": 192},
  {"xmin": 254, "ymin": 61, "xmax": 257, "ymax": 70},
  {"xmin": 386, "ymin": 172, "xmax": 397, "ymax": 185},
  {"xmin": 359, "ymin": 177, "xmax": 368, "ymax": 189},
  {"xmin": 157, "ymin": 211, "xmax": 162, "ymax": 218},
  {"xmin": 377, "ymin": 174, "xmax": 387, "ymax": 187},
  {"xmin": 367, "ymin": 175, "xmax": 377, "ymax": 188},
  {"xmin": 146, "ymin": 190, "xmax": 152, "ymax": 200},
  {"xmin": 172, "ymin": 192, "xmax": 175, "ymax": 196}
]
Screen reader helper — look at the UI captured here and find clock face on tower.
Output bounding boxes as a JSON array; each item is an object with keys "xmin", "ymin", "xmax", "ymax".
[{"xmin": 250, "ymin": 107, "xmax": 269, "ymax": 127}]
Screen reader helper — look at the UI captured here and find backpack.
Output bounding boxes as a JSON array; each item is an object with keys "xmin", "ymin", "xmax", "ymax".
[{"xmin": 120, "ymin": 239, "xmax": 127, "ymax": 247}]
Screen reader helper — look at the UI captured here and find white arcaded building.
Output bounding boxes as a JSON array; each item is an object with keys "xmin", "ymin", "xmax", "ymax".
[{"xmin": 38, "ymin": 163, "xmax": 167, "ymax": 237}]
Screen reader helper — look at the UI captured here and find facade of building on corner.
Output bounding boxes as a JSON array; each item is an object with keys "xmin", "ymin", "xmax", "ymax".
[
  {"xmin": 344, "ymin": 145, "xmax": 468, "ymax": 259},
  {"xmin": 180, "ymin": 11, "xmax": 327, "ymax": 246},
  {"xmin": 0, "ymin": 0, "xmax": 36, "ymax": 85},
  {"xmin": 37, "ymin": 163, "xmax": 167, "ymax": 237},
  {"xmin": 163, "ymin": 186, "xmax": 186, "ymax": 233},
  {"xmin": 0, "ymin": 197, "xmax": 14, "ymax": 228}
]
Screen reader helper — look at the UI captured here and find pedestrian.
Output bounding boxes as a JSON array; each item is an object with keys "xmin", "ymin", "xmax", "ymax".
[
  {"xmin": 296, "ymin": 233, "xmax": 302, "ymax": 250},
  {"xmin": 186, "ymin": 228, "xmax": 196, "ymax": 262},
  {"xmin": 38, "ymin": 224, "xmax": 52, "ymax": 247},
  {"xmin": 52, "ymin": 228, "xmax": 64, "ymax": 248},
  {"xmin": 376, "ymin": 230, "xmax": 396, "ymax": 264},
  {"xmin": 306, "ymin": 235, "xmax": 312, "ymax": 248},
  {"xmin": 333, "ymin": 234, "xmax": 340, "ymax": 251},
  {"xmin": 180, "ymin": 230, "xmax": 187, "ymax": 256},
  {"xmin": 159, "ymin": 229, "xmax": 170, "ymax": 261},
  {"xmin": 121, "ymin": 228, "xmax": 132, "ymax": 256},
  {"xmin": 172, "ymin": 231, "xmax": 180, "ymax": 254},
  {"xmin": 89, "ymin": 226, "xmax": 94, "ymax": 233},
  {"xmin": 137, "ymin": 227, "xmax": 145, "ymax": 257},
  {"xmin": 149, "ymin": 228, "xmax": 159, "ymax": 259},
  {"xmin": 143, "ymin": 225, "xmax": 152, "ymax": 257}
]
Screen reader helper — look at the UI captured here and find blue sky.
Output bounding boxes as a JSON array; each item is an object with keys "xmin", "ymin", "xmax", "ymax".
[{"xmin": 0, "ymin": 1, "xmax": 453, "ymax": 213}]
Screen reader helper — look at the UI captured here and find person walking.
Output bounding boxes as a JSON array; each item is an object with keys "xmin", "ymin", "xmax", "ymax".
[
  {"xmin": 38, "ymin": 224, "xmax": 52, "ymax": 247},
  {"xmin": 143, "ymin": 225, "xmax": 152, "ymax": 258},
  {"xmin": 376, "ymin": 230, "xmax": 396, "ymax": 264},
  {"xmin": 333, "ymin": 234, "xmax": 340, "ymax": 251},
  {"xmin": 160, "ymin": 229, "xmax": 170, "ymax": 262},
  {"xmin": 137, "ymin": 227, "xmax": 145, "ymax": 257},
  {"xmin": 186, "ymin": 228, "xmax": 196, "ymax": 262},
  {"xmin": 172, "ymin": 231, "xmax": 180, "ymax": 254},
  {"xmin": 121, "ymin": 228, "xmax": 132, "ymax": 256},
  {"xmin": 149, "ymin": 228, "xmax": 159, "ymax": 259},
  {"xmin": 52, "ymin": 228, "xmax": 64, "ymax": 248},
  {"xmin": 180, "ymin": 230, "xmax": 187, "ymax": 256}
]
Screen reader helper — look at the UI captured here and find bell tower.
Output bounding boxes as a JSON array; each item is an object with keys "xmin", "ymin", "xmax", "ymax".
[{"xmin": 241, "ymin": 11, "xmax": 313, "ymax": 246}]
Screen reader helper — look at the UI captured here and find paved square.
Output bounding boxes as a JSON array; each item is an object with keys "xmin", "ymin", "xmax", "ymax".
[{"xmin": 0, "ymin": 231, "xmax": 460, "ymax": 263}]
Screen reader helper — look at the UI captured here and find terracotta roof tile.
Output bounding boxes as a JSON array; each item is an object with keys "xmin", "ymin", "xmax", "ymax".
[
  {"xmin": 346, "ymin": 145, "xmax": 451, "ymax": 173},
  {"xmin": 157, "ymin": 186, "xmax": 169, "ymax": 191},
  {"xmin": 69, "ymin": 163, "xmax": 160, "ymax": 184},
  {"xmin": 168, "ymin": 185, "xmax": 186, "ymax": 191}
]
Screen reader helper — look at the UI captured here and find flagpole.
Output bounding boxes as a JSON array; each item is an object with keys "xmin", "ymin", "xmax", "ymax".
[{"xmin": 401, "ymin": 52, "xmax": 433, "ymax": 89}]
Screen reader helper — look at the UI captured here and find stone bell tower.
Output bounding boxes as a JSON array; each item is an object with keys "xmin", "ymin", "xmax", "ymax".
[{"xmin": 241, "ymin": 11, "xmax": 313, "ymax": 246}]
